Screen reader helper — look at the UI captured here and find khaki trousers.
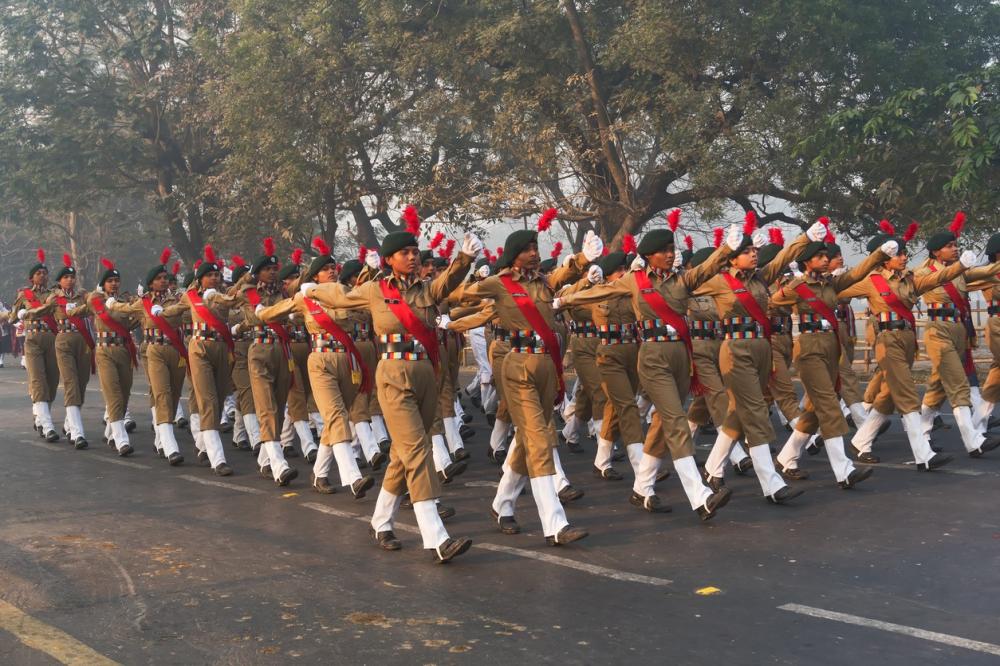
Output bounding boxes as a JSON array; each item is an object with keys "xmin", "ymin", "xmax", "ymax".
[
  {"xmin": 637, "ymin": 340, "xmax": 695, "ymax": 460},
  {"xmin": 146, "ymin": 343, "xmax": 185, "ymax": 424},
  {"xmin": 596, "ymin": 342, "xmax": 642, "ymax": 444},
  {"xmin": 55, "ymin": 332, "xmax": 91, "ymax": 407},
  {"xmin": 503, "ymin": 352, "xmax": 558, "ymax": 477},
  {"xmin": 308, "ymin": 350, "xmax": 358, "ymax": 445},
  {"xmin": 767, "ymin": 333, "xmax": 801, "ymax": 423},
  {"xmin": 687, "ymin": 338, "xmax": 732, "ymax": 430},
  {"xmin": 790, "ymin": 332, "xmax": 849, "ymax": 438},
  {"xmin": 248, "ymin": 342, "xmax": 291, "ymax": 442},
  {"xmin": 920, "ymin": 321, "xmax": 972, "ymax": 410},
  {"xmin": 720, "ymin": 338, "xmax": 775, "ymax": 446},
  {"xmin": 982, "ymin": 317, "xmax": 1000, "ymax": 403},
  {"xmin": 286, "ymin": 341, "xmax": 312, "ymax": 422},
  {"xmin": 489, "ymin": 339, "xmax": 511, "ymax": 422},
  {"xmin": 378, "ymin": 358, "xmax": 441, "ymax": 503},
  {"xmin": 873, "ymin": 329, "xmax": 920, "ymax": 414},
  {"xmin": 837, "ymin": 321, "xmax": 863, "ymax": 405},
  {"xmin": 349, "ymin": 340, "xmax": 378, "ymax": 423},
  {"xmin": 188, "ymin": 338, "xmax": 231, "ymax": 431},
  {"xmin": 25, "ymin": 331, "xmax": 59, "ymax": 403},
  {"xmin": 96, "ymin": 345, "xmax": 133, "ymax": 422},
  {"xmin": 570, "ymin": 335, "xmax": 607, "ymax": 424},
  {"xmin": 231, "ymin": 339, "xmax": 255, "ymax": 416}
]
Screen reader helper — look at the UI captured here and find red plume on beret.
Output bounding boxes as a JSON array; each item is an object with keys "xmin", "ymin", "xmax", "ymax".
[
  {"xmin": 550, "ymin": 241, "xmax": 563, "ymax": 259},
  {"xmin": 443, "ymin": 238, "xmax": 456, "ymax": 259},
  {"xmin": 312, "ymin": 237, "xmax": 331, "ymax": 256},
  {"xmin": 203, "ymin": 245, "xmax": 216, "ymax": 264},
  {"xmin": 230, "ymin": 254, "xmax": 246, "ymax": 268},
  {"xmin": 683, "ymin": 235, "xmax": 693, "ymax": 252},
  {"xmin": 768, "ymin": 227, "xmax": 785, "ymax": 246},
  {"xmin": 903, "ymin": 222, "xmax": 918, "ymax": 243},
  {"xmin": 100, "ymin": 258, "xmax": 114, "ymax": 270},
  {"xmin": 62, "ymin": 253, "xmax": 72, "ymax": 267},
  {"xmin": 878, "ymin": 219, "xmax": 895, "ymax": 235},
  {"xmin": 601, "ymin": 245, "xmax": 609, "ymax": 256},
  {"xmin": 949, "ymin": 211, "xmax": 966, "ymax": 237},
  {"xmin": 402, "ymin": 205, "xmax": 420, "ymax": 235},
  {"xmin": 537, "ymin": 208, "xmax": 557, "ymax": 232},
  {"xmin": 171, "ymin": 261, "xmax": 180, "ymax": 275},
  {"xmin": 429, "ymin": 232, "xmax": 445, "ymax": 249},
  {"xmin": 193, "ymin": 259, "xmax": 203, "ymax": 270},
  {"xmin": 743, "ymin": 210, "xmax": 757, "ymax": 236},
  {"xmin": 291, "ymin": 248, "xmax": 304, "ymax": 266},
  {"xmin": 818, "ymin": 216, "xmax": 830, "ymax": 228},
  {"xmin": 358, "ymin": 245, "xmax": 367, "ymax": 263},
  {"xmin": 483, "ymin": 249, "xmax": 494, "ymax": 262},
  {"xmin": 37, "ymin": 248, "xmax": 45, "ymax": 264},
  {"xmin": 713, "ymin": 227, "xmax": 724, "ymax": 248},
  {"xmin": 824, "ymin": 229, "xmax": 836, "ymax": 243},
  {"xmin": 622, "ymin": 234, "xmax": 637, "ymax": 254},
  {"xmin": 667, "ymin": 209, "xmax": 681, "ymax": 232},
  {"xmin": 159, "ymin": 247, "xmax": 172, "ymax": 266},
  {"xmin": 496, "ymin": 246, "xmax": 503, "ymax": 258},
  {"xmin": 263, "ymin": 236, "xmax": 275, "ymax": 256}
]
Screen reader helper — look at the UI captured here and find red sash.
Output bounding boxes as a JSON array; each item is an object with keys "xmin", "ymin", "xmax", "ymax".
[
  {"xmin": 142, "ymin": 295, "xmax": 189, "ymax": 365},
  {"xmin": 868, "ymin": 274, "xmax": 916, "ymax": 329},
  {"xmin": 792, "ymin": 282, "xmax": 842, "ymax": 391},
  {"xmin": 22, "ymin": 288, "xmax": 58, "ymax": 334},
  {"xmin": 498, "ymin": 274, "xmax": 566, "ymax": 402},
  {"xmin": 186, "ymin": 289, "xmax": 234, "ymax": 352},
  {"xmin": 633, "ymin": 270, "xmax": 704, "ymax": 394},
  {"xmin": 54, "ymin": 295, "xmax": 96, "ymax": 374},
  {"xmin": 720, "ymin": 272, "xmax": 773, "ymax": 338},
  {"xmin": 303, "ymin": 297, "xmax": 373, "ymax": 393},
  {"xmin": 90, "ymin": 295, "xmax": 138, "ymax": 368},
  {"xmin": 377, "ymin": 279, "xmax": 440, "ymax": 371},
  {"xmin": 927, "ymin": 263, "xmax": 977, "ymax": 376}
]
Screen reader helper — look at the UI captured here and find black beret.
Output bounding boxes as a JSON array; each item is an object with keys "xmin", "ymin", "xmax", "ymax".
[
  {"xmin": 681, "ymin": 249, "xmax": 694, "ymax": 267},
  {"xmin": 825, "ymin": 242, "xmax": 842, "ymax": 259},
  {"xmin": 53, "ymin": 265, "xmax": 76, "ymax": 282},
  {"xmin": 986, "ymin": 233, "xmax": 1000, "ymax": 262},
  {"xmin": 867, "ymin": 234, "xmax": 889, "ymax": 252},
  {"xmin": 926, "ymin": 231, "xmax": 956, "ymax": 254},
  {"xmin": 146, "ymin": 265, "xmax": 170, "ymax": 288},
  {"xmin": 797, "ymin": 241, "xmax": 828, "ymax": 265},
  {"xmin": 598, "ymin": 251, "xmax": 627, "ymax": 275},
  {"xmin": 196, "ymin": 261, "xmax": 221, "ymax": 280},
  {"xmin": 251, "ymin": 253, "xmax": 279, "ymax": 276},
  {"xmin": 420, "ymin": 250, "xmax": 434, "ymax": 264},
  {"xmin": 231, "ymin": 264, "xmax": 251, "ymax": 284},
  {"xmin": 689, "ymin": 247, "xmax": 716, "ymax": 268},
  {"xmin": 303, "ymin": 254, "xmax": 335, "ymax": 282},
  {"xmin": 99, "ymin": 267, "xmax": 121, "ymax": 287},
  {"xmin": 757, "ymin": 243, "xmax": 783, "ymax": 267},
  {"xmin": 637, "ymin": 229, "xmax": 674, "ymax": 256},
  {"xmin": 277, "ymin": 263, "xmax": 301, "ymax": 282},
  {"xmin": 496, "ymin": 230, "xmax": 537, "ymax": 269},
  {"xmin": 28, "ymin": 263, "xmax": 46, "ymax": 280},
  {"xmin": 432, "ymin": 257, "xmax": 448, "ymax": 269},
  {"xmin": 380, "ymin": 231, "xmax": 419, "ymax": 258},
  {"xmin": 539, "ymin": 257, "xmax": 557, "ymax": 272},
  {"xmin": 339, "ymin": 259, "xmax": 363, "ymax": 285},
  {"xmin": 474, "ymin": 258, "xmax": 490, "ymax": 271}
]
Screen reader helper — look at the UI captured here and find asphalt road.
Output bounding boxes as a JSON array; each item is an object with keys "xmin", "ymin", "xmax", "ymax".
[{"xmin": 0, "ymin": 368, "xmax": 998, "ymax": 665}]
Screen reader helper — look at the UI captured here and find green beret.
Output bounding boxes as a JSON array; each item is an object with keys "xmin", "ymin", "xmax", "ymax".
[
  {"xmin": 637, "ymin": 229, "xmax": 674, "ymax": 256},
  {"xmin": 926, "ymin": 231, "xmax": 956, "ymax": 254},
  {"xmin": 196, "ymin": 260, "xmax": 221, "ymax": 280},
  {"xmin": 681, "ymin": 249, "xmax": 694, "ymax": 267},
  {"xmin": 339, "ymin": 259, "xmax": 363, "ymax": 285},
  {"xmin": 277, "ymin": 263, "xmax": 301, "ymax": 281},
  {"xmin": 380, "ymin": 231, "xmax": 419, "ymax": 258},
  {"xmin": 539, "ymin": 257, "xmax": 557, "ymax": 272},
  {"xmin": 99, "ymin": 266, "xmax": 121, "ymax": 287},
  {"xmin": 231, "ymin": 264, "xmax": 251, "ymax": 284},
  {"xmin": 432, "ymin": 256, "xmax": 448, "ymax": 269},
  {"xmin": 797, "ymin": 241, "xmax": 828, "ymax": 265},
  {"xmin": 496, "ymin": 230, "xmax": 537, "ymax": 270},
  {"xmin": 757, "ymin": 244, "xmax": 782, "ymax": 267},
  {"xmin": 474, "ymin": 258, "xmax": 490, "ymax": 271},
  {"xmin": 867, "ymin": 234, "xmax": 889, "ymax": 252},
  {"xmin": 986, "ymin": 233, "xmax": 1000, "ymax": 262},
  {"xmin": 825, "ymin": 242, "xmax": 842, "ymax": 259},
  {"xmin": 28, "ymin": 263, "xmax": 46, "ymax": 280},
  {"xmin": 146, "ymin": 265, "xmax": 169, "ymax": 288},
  {"xmin": 251, "ymin": 253, "xmax": 279, "ymax": 276},
  {"xmin": 598, "ymin": 251, "xmax": 627, "ymax": 275},
  {"xmin": 303, "ymin": 254, "xmax": 335, "ymax": 282},
  {"xmin": 420, "ymin": 250, "xmax": 434, "ymax": 264},
  {"xmin": 690, "ymin": 247, "xmax": 716, "ymax": 268},
  {"xmin": 54, "ymin": 264, "xmax": 76, "ymax": 282}
]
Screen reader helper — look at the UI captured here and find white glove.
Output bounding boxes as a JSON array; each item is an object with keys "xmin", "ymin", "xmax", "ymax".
[
  {"xmin": 254, "ymin": 304, "xmax": 264, "ymax": 317},
  {"xmin": 16, "ymin": 309, "xmax": 26, "ymax": 321},
  {"xmin": 476, "ymin": 264, "xmax": 490, "ymax": 279},
  {"xmin": 230, "ymin": 324, "xmax": 240, "ymax": 335},
  {"xmin": 437, "ymin": 314, "xmax": 452, "ymax": 330},
  {"xmin": 288, "ymin": 312, "xmax": 297, "ymax": 323},
  {"xmin": 960, "ymin": 250, "xmax": 978, "ymax": 268},
  {"xmin": 582, "ymin": 231, "xmax": 604, "ymax": 262},
  {"xmin": 725, "ymin": 224, "xmax": 743, "ymax": 251},
  {"xmin": 880, "ymin": 240, "xmax": 899, "ymax": 257},
  {"xmin": 299, "ymin": 282, "xmax": 317, "ymax": 296},
  {"xmin": 789, "ymin": 261, "xmax": 803, "ymax": 278},
  {"xmin": 104, "ymin": 296, "xmax": 116, "ymax": 307},
  {"xmin": 587, "ymin": 264, "xmax": 604, "ymax": 284},
  {"xmin": 672, "ymin": 250, "xmax": 683, "ymax": 269},
  {"xmin": 806, "ymin": 221, "xmax": 827, "ymax": 242},
  {"xmin": 752, "ymin": 230, "xmax": 767, "ymax": 248},
  {"xmin": 365, "ymin": 249, "xmax": 381, "ymax": 270},
  {"xmin": 150, "ymin": 304, "xmax": 164, "ymax": 317},
  {"xmin": 631, "ymin": 255, "xmax": 646, "ymax": 271},
  {"xmin": 552, "ymin": 297, "xmax": 563, "ymax": 310},
  {"xmin": 461, "ymin": 233, "xmax": 483, "ymax": 257},
  {"xmin": 136, "ymin": 285, "xmax": 145, "ymax": 296},
  {"xmin": 831, "ymin": 267, "xmax": 847, "ymax": 277},
  {"xmin": 202, "ymin": 288, "xmax": 218, "ymax": 299},
  {"xmin": 562, "ymin": 254, "xmax": 574, "ymax": 268}
]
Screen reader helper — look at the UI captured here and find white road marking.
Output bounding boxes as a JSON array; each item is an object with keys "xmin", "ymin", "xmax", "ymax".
[
  {"xmin": 475, "ymin": 542, "xmax": 672, "ymax": 586},
  {"xmin": 177, "ymin": 475, "xmax": 268, "ymax": 495},
  {"xmin": 778, "ymin": 603, "xmax": 1000, "ymax": 656},
  {"xmin": 24, "ymin": 440, "xmax": 152, "ymax": 469},
  {"xmin": 94, "ymin": 457, "xmax": 151, "ymax": 470}
]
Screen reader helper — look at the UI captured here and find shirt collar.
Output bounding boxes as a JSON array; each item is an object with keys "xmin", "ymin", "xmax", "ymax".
[{"xmin": 647, "ymin": 266, "xmax": 673, "ymax": 280}]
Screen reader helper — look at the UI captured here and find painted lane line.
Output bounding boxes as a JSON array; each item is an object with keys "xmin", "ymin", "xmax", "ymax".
[
  {"xmin": 23, "ymin": 440, "xmax": 151, "ymax": 469},
  {"xmin": 301, "ymin": 501, "xmax": 420, "ymax": 534},
  {"xmin": 93, "ymin": 457, "xmax": 151, "ymax": 470},
  {"xmin": 778, "ymin": 603, "xmax": 1000, "ymax": 657},
  {"xmin": 0, "ymin": 598, "xmax": 121, "ymax": 665},
  {"xmin": 177, "ymin": 475, "xmax": 268, "ymax": 495},
  {"xmin": 474, "ymin": 542, "xmax": 672, "ymax": 587}
]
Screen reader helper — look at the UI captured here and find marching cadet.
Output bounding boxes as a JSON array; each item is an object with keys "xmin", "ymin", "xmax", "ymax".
[
  {"xmin": 694, "ymin": 214, "xmax": 826, "ymax": 502},
  {"xmin": 555, "ymin": 214, "xmax": 738, "ymax": 518},
  {"xmin": 259, "ymin": 240, "xmax": 376, "ymax": 497},
  {"xmin": 234, "ymin": 238, "xmax": 298, "ymax": 486},
  {"xmin": 972, "ymin": 232, "xmax": 1000, "ymax": 430},
  {"xmin": 83, "ymin": 259, "xmax": 140, "ymax": 456},
  {"xmin": 770, "ymin": 236, "xmax": 894, "ymax": 487},
  {"xmin": 445, "ymin": 216, "xmax": 595, "ymax": 543},
  {"xmin": 13, "ymin": 249, "xmax": 60, "ymax": 441},
  {"xmin": 226, "ymin": 255, "xmax": 257, "ymax": 452},
  {"xmin": 824, "ymin": 241, "xmax": 868, "ymax": 428},
  {"xmin": 30, "ymin": 254, "xmax": 95, "ymax": 449},
  {"xmin": 763, "ymin": 230, "xmax": 803, "ymax": 434},
  {"xmin": 106, "ymin": 249, "xmax": 186, "ymax": 465},
  {"xmin": 305, "ymin": 214, "xmax": 481, "ymax": 562},
  {"xmin": 839, "ymin": 221, "xmax": 981, "ymax": 469},
  {"xmin": 168, "ymin": 246, "xmax": 238, "ymax": 476},
  {"xmin": 278, "ymin": 248, "xmax": 320, "ymax": 462}
]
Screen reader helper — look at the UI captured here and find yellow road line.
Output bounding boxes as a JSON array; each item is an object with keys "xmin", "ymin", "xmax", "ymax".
[{"xmin": 0, "ymin": 598, "xmax": 121, "ymax": 665}]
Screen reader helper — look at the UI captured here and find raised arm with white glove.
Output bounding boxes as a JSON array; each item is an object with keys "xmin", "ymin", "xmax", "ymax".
[
  {"xmin": 725, "ymin": 224, "xmax": 743, "ymax": 251},
  {"xmin": 461, "ymin": 233, "xmax": 483, "ymax": 258},
  {"xmin": 630, "ymin": 255, "xmax": 646, "ymax": 271},
  {"xmin": 582, "ymin": 231, "xmax": 604, "ymax": 262},
  {"xmin": 806, "ymin": 221, "xmax": 828, "ymax": 242},
  {"xmin": 880, "ymin": 240, "xmax": 899, "ymax": 257},
  {"xmin": 365, "ymin": 249, "xmax": 381, "ymax": 270},
  {"xmin": 960, "ymin": 250, "xmax": 978, "ymax": 268},
  {"xmin": 752, "ymin": 230, "xmax": 767, "ymax": 248},
  {"xmin": 587, "ymin": 264, "xmax": 604, "ymax": 284}
]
